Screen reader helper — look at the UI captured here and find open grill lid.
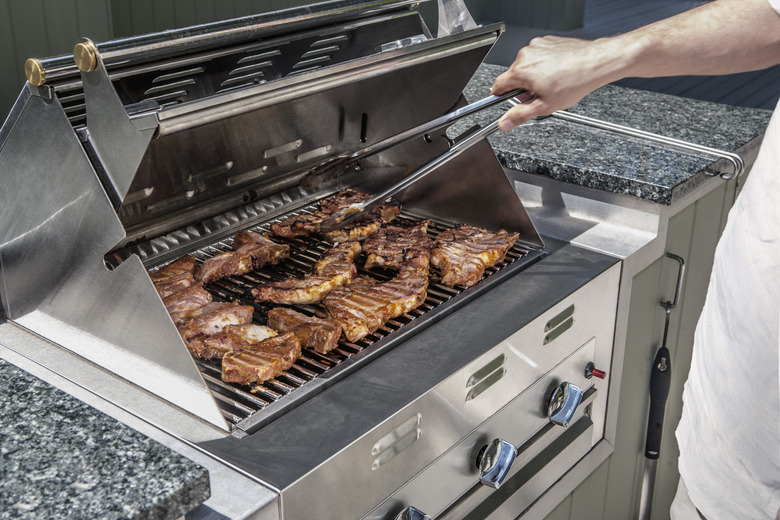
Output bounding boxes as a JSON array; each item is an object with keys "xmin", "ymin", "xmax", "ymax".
[{"xmin": 0, "ymin": 0, "xmax": 542, "ymax": 432}]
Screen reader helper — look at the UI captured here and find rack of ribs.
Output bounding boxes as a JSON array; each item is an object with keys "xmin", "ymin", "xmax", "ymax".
[
  {"xmin": 251, "ymin": 241, "xmax": 361, "ymax": 305},
  {"xmin": 270, "ymin": 189, "xmax": 400, "ymax": 243},
  {"xmin": 222, "ymin": 332, "xmax": 302, "ymax": 385},
  {"xmin": 323, "ymin": 250, "xmax": 430, "ymax": 342},
  {"xmin": 196, "ymin": 230, "xmax": 290, "ymax": 284},
  {"xmin": 267, "ymin": 308, "xmax": 343, "ymax": 354},
  {"xmin": 363, "ymin": 219, "xmax": 434, "ymax": 271},
  {"xmin": 431, "ymin": 225, "xmax": 519, "ymax": 287}
]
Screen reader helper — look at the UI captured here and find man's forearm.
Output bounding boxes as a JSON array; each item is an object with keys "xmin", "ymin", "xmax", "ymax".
[
  {"xmin": 608, "ymin": 0, "xmax": 780, "ymax": 81},
  {"xmin": 490, "ymin": 0, "xmax": 780, "ymax": 129}
]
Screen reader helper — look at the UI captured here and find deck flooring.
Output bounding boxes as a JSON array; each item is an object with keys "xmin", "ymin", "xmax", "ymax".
[{"xmin": 483, "ymin": 0, "xmax": 780, "ymax": 111}]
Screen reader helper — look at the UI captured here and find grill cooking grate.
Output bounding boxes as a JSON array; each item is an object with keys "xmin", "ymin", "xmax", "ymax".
[
  {"xmin": 180, "ymin": 215, "xmax": 529, "ymax": 426},
  {"xmin": 157, "ymin": 210, "xmax": 542, "ymax": 431}
]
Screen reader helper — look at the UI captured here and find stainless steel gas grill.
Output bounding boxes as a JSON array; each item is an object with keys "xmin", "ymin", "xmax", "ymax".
[{"xmin": 0, "ymin": 1, "xmax": 622, "ymax": 519}]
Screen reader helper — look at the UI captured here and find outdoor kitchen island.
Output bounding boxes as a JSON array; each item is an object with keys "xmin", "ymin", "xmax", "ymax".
[{"xmin": 0, "ymin": 64, "xmax": 771, "ymax": 519}]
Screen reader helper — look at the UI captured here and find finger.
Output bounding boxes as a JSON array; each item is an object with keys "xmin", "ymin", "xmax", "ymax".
[
  {"xmin": 498, "ymin": 99, "xmax": 549, "ymax": 131},
  {"xmin": 490, "ymin": 68, "xmax": 528, "ymax": 96}
]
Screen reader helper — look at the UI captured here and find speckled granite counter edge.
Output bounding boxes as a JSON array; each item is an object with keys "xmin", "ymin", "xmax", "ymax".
[
  {"xmin": 464, "ymin": 63, "xmax": 773, "ymax": 205},
  {"xmin": 0, "ymin": 358, "xmax": 211, "ymax": 520}
]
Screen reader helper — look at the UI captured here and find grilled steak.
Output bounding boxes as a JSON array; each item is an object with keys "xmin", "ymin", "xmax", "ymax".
[
  {"xmin": 323, "ymin": 250, "xmax": 429, "ymax": 342},
  {"xmin": 162, "ymin": 284, "xmax": 213, "ymax": 314},
  {"xmin": 431, "ymin": 225, "xmax": 519, "ymax": 287},
  {"xmin": 174, "ymin": 301, "xmax": 255, "ymax": 341},
  {"xmin": 186, "ymin": 323, "xmax": 277, "ymax": 360},
  {"xmin": 270, "ymin": 189, "xmax": 400, "ymax": 242},
  {"xmin": 251, "ymin": 241, "xmax": 361, "ymax": 304},
  {"xmin": 363, "ymin": 219, "xmax": 434, "ymax": 271},
  {"xmin": 196, "ymin": 230, "xmax": 290, "ymax": 284},
  {"xmin": 267, "ymin": 308, "xmax": 342, "ymax": 354},
  {"xmin": 221, "ymin": 332, "xmax": 302, "ymax": 385}
]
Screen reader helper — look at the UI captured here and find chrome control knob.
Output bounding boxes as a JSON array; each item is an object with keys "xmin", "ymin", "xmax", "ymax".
[
  {"xmin": 394, "ymin": 506, "xmax": 431, "ymax": 520},
  {"xmin": 477, "ymin": 438, "xmax": 517, "ymax": 489},
  {"xmin": 548, "ymin": 381, "xmax": 583, "ymax": 427}
]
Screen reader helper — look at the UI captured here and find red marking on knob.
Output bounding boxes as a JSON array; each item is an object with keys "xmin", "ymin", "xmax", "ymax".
[{"xmin": 591, "ymin": 368, "xmax": 607, "ymax": 379}]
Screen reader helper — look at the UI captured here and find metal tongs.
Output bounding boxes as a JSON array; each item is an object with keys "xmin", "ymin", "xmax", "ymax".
[{"xmin": 316, "ymin": 89, "xmax": 532, "ymax": 232}]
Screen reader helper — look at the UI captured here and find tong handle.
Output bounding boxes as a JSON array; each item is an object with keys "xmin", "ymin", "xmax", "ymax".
[
  {"xmin": 356, "ymin": 88, "xmax": 529, "ymax": 159},
  {"xmin": 301, "ymin": 89, "xmax": 531, "ymax": 186}
]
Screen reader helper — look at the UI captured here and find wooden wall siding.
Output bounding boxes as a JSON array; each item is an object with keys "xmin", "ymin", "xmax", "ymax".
[{"xmin": 0, "ymin": 0, "xmax": 112, "ymax": 122}]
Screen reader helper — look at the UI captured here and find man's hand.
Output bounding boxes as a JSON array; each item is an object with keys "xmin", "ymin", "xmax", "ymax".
[{"xmin": 491, "ymin": 36, "xmax": 619, "ymax": 131}]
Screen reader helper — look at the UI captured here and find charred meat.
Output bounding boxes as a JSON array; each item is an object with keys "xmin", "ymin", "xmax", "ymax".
[
  {"xmin": 251, "ymin": 241, "xmax": 361, "ymax": 305},
  {"xmin": 221, "ymin": 332, "xmax": 302, "ymax": 385},
  {"xmin": 323, "ymin": 250, "xmax": 429, "ymax": 342},
  {"xmin": 196, "ymin": 231, "xmax": 290, "ymax": 284},
  {"xmin": 270, "ymin": 189, "xmax": 400, "ymax": 242},
  {"xmin": 267, "ymin": 308, "xmax": 343, "ymax": 354},
  {"xmin": 363, "ymin": 219, "xmax": 434, "ymax": 271},
  {"xmin": 431, "ymin": 225, "xmax": 519, "ymax": 287},
  {"xmin": 186, "ymin": 323, "xmax": 277, "ymax": 360}
]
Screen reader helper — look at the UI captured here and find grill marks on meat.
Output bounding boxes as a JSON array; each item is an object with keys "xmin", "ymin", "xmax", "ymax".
[
  {"xmin": 250, "ymin": 241, "xmax": 361, "ymax": 305},
  {"xmin": 174, "ymin": 301, "xmax": 255, "ymax": 341},
  {"xmin": 363, "ymin": 220, "xmax": 434, "ymax": 271},
  {"xmin": 431, "ymin": 225, "xmax": 519, "ymax": 288},
  {"xmin": 151, "ymin": 256, "xmax": 200, "ymax": 299},
  {"xmin": 222, "ymin": 332, "xmax": 302, "ymax": 385},
  {"xmin": 163, "ymin": 284, "xmax": 213, "ymax": 314},
  {"xmin": 150, "ymin": 255, "xmax": 197, "ymax": 284},
  {"xmin": 323, "ymin": 250, "xmax": 430, "ymax": 342},
  {"xmin": 186, "ymin": 323, "xmax": 277, "ymax": 360},
  {"xmin": 270, "ymin": 189, "xmax": 400, "ymax": 242},
  {"xmin": 151, "ymin": 255, "xmax": 214, "ymax": 312},
  {"xmin": 196, "ymin": 231, "xmax": 290, "ymax": 284},
  {"xmin": 267, "ymin": 308, "xmax": 342, "ymax": 354}
]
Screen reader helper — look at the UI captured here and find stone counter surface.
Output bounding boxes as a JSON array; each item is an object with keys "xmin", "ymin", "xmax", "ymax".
[
  {"xmin": 463, "ymin": 63, "xmax": 773, "ymax": 205},
  {"xmin": 0, "ymin": 358, "xmax": 210, "ymax": 519}
]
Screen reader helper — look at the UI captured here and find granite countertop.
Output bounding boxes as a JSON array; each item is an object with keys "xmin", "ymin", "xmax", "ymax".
[
  {"xmin": 463, "ymin": 63, "xmax": 773, "ymax": 205},
  {"xmin": 0, "ymin": 358, "xmax": 210, "ymax": 519}
]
